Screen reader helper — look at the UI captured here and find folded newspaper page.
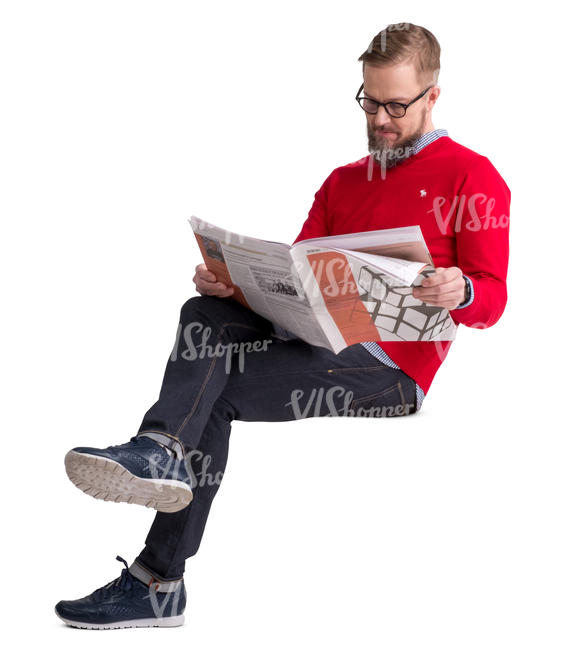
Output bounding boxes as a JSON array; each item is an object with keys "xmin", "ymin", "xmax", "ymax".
[{"xmin": 188, "ymin": 216, "xmax": 456, "ymax": 353}]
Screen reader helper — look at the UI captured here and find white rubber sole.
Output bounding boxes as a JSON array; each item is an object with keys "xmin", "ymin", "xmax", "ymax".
[
  {"xmin": 55, "ymin": 608, "xmax": 185, "ymax": 629},
  {"xmin": 64, "ymin": 450, "xmax": 193, "ymax": 513}
]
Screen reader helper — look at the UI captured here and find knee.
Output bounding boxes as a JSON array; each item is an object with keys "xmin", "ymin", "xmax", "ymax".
[
  {"xmin": 179, "ymin": 294, "xmax": 219, "ymax": 322},
  {"xmin": 181, "ymin": 294, "xmax": 213, "ymax": 311}
]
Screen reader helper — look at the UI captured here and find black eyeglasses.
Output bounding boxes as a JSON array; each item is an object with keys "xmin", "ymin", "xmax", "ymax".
[{"xmin": 355, "ymin": 83, "xmax": 432, "ymax": 118}]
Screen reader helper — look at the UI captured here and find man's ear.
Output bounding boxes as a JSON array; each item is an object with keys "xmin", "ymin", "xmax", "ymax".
[{"xmin": 427, "ymin": 85, "xmax": 441, "ymax": 109}]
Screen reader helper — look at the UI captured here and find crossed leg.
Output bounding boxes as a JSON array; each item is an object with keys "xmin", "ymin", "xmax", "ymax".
[{"xmin": 134, "ymin": 297, "xmax": 417, "ymax": 579}]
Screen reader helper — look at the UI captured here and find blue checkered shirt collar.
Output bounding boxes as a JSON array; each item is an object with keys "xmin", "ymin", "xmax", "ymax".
[{"xmin": 410, "ymin": 128, "xmax": 448, "ymax": 155}]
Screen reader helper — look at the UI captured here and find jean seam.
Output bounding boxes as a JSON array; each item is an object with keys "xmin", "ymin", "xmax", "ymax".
[
  {"xmin": 349, "ymin": 381, "xmax": 401, "ymax": 408},
  {"xmin": 215, "ymin": 364, "xmax": 400, "ymax": 384},
  {"xmin": 348, "ymin": 380, "xmax": 408, "ymax": 416},
  {"xmin": 326, "ymin": 365, "xmax": 397, "ymax": 374},
  {"xmin": 396, "ymin": 379, "xmax": 407, "ymax": 410}
]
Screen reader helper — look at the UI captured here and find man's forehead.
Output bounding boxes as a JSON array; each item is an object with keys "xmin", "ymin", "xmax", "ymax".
[
  {"xmin": 362, "ymin": 86, "xmax": 411, "ymax": 102},
  {"xmin": 363, "ymin": 62, "xmax": 420, "ymax": 101}
]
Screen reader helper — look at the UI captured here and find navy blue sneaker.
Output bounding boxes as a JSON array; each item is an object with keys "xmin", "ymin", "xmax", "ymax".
[
  {"xmin": 55, "ymin": 556, "xmax": 186, "ymax": 629},
  {"xmin": 64, "ymin": 432, "xmax": 193, "ymax": 513}
]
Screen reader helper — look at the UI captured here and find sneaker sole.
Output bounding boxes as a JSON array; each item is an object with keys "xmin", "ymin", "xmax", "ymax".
[
  {"xmin": 55, "ymin": 608, "xmax": 185, "ymax": 629},
  {"xmin": 64, "ymin": 450, "xmax": 193, "ymax": 513}
]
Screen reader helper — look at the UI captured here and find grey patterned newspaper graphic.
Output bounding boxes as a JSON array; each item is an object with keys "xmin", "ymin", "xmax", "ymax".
[{"xmin": 352, "ymin": 266, "xmax": 452, "ymax": 342}]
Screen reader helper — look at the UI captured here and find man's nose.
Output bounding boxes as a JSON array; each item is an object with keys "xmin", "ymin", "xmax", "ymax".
[{"xmin": 373, "ymin": 106, "xmax": 393, "ymax": 128}]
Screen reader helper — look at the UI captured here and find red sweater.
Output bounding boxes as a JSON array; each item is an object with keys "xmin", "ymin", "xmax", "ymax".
[{"xmin": 292, "ymin": 136, "xmax": 511, "ymax": 395}]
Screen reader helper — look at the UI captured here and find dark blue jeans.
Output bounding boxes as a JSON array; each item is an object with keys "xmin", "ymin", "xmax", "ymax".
[{"xmin": 135, "ymin": 295, "xmax": 417, "ymax": 579}]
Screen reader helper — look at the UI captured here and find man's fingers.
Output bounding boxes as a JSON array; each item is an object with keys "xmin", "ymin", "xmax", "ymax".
[
  {"xmin": 413, "ymin": 280, "xmax": 461, "ymax": 298},
  {"xmin": 198, "ymin": 269, "xmax": 217, "ymax": 282},
  {"xmin": 197, "ymin": 286, "xmax": 234, "ymax": 297},
  {"xmin": 413, "ymin": 279, "xmax": 461, "ymax": 299},
  {"xmin": 195, "ymin": 275, "xmax": 220, "ymax": 289},
  {"xmin": 416, "ymin": 289, "xmax": 461, "ymax": 302},
  {"xmin": 194, "ymin": 263, "xmax": 235, "ymax": 296},
  {"xmin": 196, "ymin": 263, "xmax": 217, "ymax": 282},
  {"xmin": 421, "ymin": 266, "xmax": 461, "ymax": 287},
  {"xmin": 194, "ymin": 272, "xmax": 235, "ymax": 296},
  {"xmin": 197, "ymin": 280, "xmax": 233, "ymax": 292},
  {"xmin": 201, "ymin": 286, "xmax": 234, "ymax": 297}
]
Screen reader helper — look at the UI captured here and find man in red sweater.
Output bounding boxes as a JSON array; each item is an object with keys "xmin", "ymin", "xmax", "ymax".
[
  {"xmin": 293, "ymin": 73, "xmax": 510, "ymax": 397},
  {"xmin": 56, "ymin": 23, "xmax": 510, "ymax": 629}
]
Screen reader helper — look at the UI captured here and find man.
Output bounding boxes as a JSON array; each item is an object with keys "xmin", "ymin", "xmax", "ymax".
[{"xmin": 55, "ymin": 23, "xmax": 510, "ymax": 629}]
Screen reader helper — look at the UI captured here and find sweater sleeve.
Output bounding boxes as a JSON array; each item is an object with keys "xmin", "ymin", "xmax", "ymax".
[
  {"xmin": 449, "ymin": 156, "xmax": 511, "ymax": 329},
  {"xmin": 291, "ymin": 172, "xmax": 333, "ymax": 245}
]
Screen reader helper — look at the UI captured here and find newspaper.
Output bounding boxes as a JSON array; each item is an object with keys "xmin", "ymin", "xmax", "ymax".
[{"xmin": 188, "ymin": 216, "xmax": 456, "ymax": 353}]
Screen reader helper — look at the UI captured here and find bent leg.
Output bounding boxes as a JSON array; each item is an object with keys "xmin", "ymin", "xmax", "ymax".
[
  {"xmin": 137, "ymin": 337, "xmax": 416, "ymax": 577},
  {"xmin": 137, "ymin": 294, "xmax": 279, "ymax": 452}
]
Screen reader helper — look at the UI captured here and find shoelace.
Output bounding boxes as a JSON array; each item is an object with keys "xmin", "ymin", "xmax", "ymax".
[
  {"xmin": 119, "ymin": 435, "xmax": 148, "ymax": 450},
  {"xmin": 91, "ymin": 556, "xmax": 134, "ymax": 602}
]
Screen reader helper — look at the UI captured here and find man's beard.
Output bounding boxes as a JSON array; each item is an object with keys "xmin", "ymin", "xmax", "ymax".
[{"xmin": 367, "ymin": 115, "xmax": 426, "ymax": 169}]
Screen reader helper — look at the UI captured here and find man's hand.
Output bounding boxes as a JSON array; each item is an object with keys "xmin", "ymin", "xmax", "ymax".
[
  {"xmin": 193, "ymin": 263, "xmax": 235, "ymax": 297},
  {"xmin": 411, "ymin": 266, "xmax": 466, "ymax": 310}
]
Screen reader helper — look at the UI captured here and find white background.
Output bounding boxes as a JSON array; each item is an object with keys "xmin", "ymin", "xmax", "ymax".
[{"xmin": 2, "ymin": 1, "xmax": 572, "ymax": 647}]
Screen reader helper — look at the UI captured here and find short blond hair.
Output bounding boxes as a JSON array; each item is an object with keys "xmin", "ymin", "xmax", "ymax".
[{"xmin": 358, "ymin": 23, "xmax": 441, "ymax": 85}]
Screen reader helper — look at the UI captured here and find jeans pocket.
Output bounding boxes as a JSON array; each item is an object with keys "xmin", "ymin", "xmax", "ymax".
[{"xmin": 348, "ymin": 380, "xmax": 412, "ymax": 417}]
